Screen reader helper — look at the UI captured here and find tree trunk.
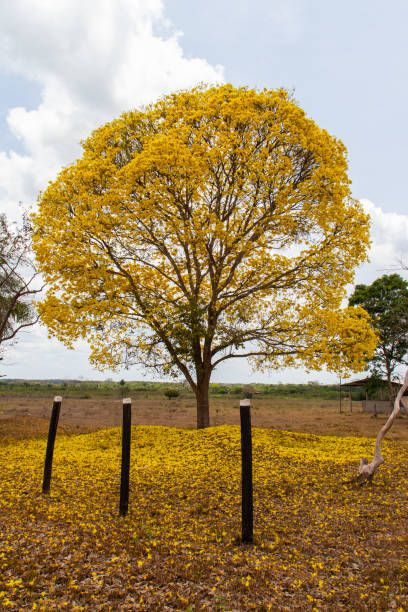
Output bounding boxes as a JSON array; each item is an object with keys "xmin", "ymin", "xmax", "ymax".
[
  {"xmin": 385, "ymin": 359, "xmax": 395, "ymax": 408},
  {"xmin": 354, "ymin": 369, "xmax": 408, "ymax": 484},
  {"xmin": 195, "ymin": 374, "xmax": 210, "ymax": 429}
]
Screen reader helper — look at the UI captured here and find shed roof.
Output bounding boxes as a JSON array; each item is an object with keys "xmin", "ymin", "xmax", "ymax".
[{"xmin": 342, "ymin": 376, "xmax": 408, "ymax": 394}]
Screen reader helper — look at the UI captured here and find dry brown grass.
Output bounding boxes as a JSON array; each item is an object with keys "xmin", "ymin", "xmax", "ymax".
[{"xmin": 1, "ymin": 394, "xmax": 407, "ymax": 442}]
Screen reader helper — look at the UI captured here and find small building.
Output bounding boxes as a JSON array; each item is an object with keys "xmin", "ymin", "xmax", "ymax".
[{"xmin": 342, "ymin": 377, "xmax": 408, "ymax": 414}]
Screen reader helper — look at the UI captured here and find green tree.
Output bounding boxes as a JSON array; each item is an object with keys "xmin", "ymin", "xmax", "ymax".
[
  {"xmin": 164, "ymin": 388, "xmax": 180, "ymax": 400},
  {"xmin": 33, "ymin": 84, "xmax": 377, "ymax": 428},
  {"xmin": 349, "ymin": 274, "xmax": 408, "ymax": 400},
  {"xmin": 0, "ymin": 213, "xmax": 41, "ymax": 366}
]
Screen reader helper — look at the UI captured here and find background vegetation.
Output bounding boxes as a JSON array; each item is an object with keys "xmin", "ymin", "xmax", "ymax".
[{"xmin": 0, "ymin": 379, "xmax": 365, "ymax": 400}]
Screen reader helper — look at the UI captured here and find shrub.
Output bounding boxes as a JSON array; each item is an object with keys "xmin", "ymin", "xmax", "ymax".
[{"xmin": 164, "ymin": 388, "xmax": 179, "ymax": 400}]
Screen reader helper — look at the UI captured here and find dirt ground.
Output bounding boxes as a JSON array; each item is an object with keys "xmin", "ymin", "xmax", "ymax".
[{"xmin": 1, "ymin": 394, "xmax": 407, "ymax": 441}]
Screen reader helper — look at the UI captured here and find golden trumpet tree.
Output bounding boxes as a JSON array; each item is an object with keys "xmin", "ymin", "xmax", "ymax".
[{"xmin": 32, "ymin": 85, "xmax": 377, "ymax": 428}]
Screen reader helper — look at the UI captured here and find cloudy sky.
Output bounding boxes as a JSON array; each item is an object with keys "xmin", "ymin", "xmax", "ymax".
[{"xmin": 0, "ymin": 0, "xmax": 407, "ymax": 383}]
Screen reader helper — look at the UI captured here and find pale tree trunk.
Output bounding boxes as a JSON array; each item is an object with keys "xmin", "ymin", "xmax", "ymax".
[
  {"xmin": 385, "ymin": 358, "xmax": 395, "ymax": 408},
  {"xmin": 355, "ymin": 369, "xmax": 408, "ymax": 484}
]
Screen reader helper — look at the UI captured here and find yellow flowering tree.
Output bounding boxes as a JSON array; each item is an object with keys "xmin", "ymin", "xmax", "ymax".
[{"xmin": 32, "ymin": 85, "xmax": 377, "ymax": 428}]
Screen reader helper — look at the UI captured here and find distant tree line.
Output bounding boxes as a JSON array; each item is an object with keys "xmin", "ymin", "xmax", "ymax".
[{"xmin": 0, "ymin": 379, "xmax": 362, "ymax": 400}]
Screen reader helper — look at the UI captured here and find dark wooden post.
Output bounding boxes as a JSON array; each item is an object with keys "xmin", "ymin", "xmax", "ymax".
[
  {"xmin": 339, "ymin": 375, "xmax": 342, "ymax": 414},
  {"xmin": 240, "ymin": 398, "xmax": 253, "ymax": 543},
  {"xmin": 119, "ymin": 397, "xmax": 132, "ymax": 516},
  {"xmin": 42, "ymin": 396, "xmax": 62, "ymax": 494}
]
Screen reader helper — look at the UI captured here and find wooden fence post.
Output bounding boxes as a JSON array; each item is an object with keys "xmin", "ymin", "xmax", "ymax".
[
  {"xmin": 119, "ymin": 397, "xmax": 132, "ymax": 516},
  {"xmin": 240, "ymin": 398, "xmax": 253, "ymax": 543},
  {"xmin": 42, "ymin": 396, "xmax": 62, "ymax": 494}
]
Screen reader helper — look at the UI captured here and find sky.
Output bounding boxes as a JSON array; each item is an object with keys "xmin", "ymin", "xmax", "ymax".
[{"xmin": 0, "ymin": 0, "xmax": 407, "ymax": 383}]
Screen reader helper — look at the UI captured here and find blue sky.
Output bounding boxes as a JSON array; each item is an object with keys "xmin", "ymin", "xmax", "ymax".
[
  {"xmin": 166, "ymin": 0, "xmax": 408, "ymax": 214},
  {"xmin": 0, "ymin": 0, "xmax": 407, "ymax": 382}
]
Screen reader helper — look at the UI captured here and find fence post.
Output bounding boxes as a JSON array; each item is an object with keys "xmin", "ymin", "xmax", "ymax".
[
  {"xmin": 42, "ymin": 396, "xmax": 62, "ymax": 494},
  {"xmin": 240, "ymin": 398, "xmax": 253, "ymax": 543},
  {"xmin": 119, "ymin": 397, "xmax": 132, "ymax": 516}
]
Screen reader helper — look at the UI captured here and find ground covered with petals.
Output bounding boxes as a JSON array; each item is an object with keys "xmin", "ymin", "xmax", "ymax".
[{"xmin": 1, "ymin": 424, "xmax": 408, "ymax": 610}]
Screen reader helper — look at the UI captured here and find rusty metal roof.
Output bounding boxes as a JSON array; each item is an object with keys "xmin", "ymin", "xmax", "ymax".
[{"xmin": 342, "ymin": 376, "xmax": 408, "ymax": 394}]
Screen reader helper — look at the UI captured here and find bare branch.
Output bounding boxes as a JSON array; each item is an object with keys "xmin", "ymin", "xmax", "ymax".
[
  {"xmin": 0, "ymin": 213, "xmax": 41, "ymax": 363},
  {"xmin": 355, "ymin": 369, "xmax": 408, "ymax": 484}
]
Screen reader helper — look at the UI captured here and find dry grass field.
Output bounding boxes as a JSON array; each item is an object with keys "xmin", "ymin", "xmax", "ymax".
[
  {"xmin": 1, "ymin": 394, "xmax": 407, "ymax": 441},
  {"xmin": 2, "ymin": 396, "xmax": 408, "ymax": 610}
]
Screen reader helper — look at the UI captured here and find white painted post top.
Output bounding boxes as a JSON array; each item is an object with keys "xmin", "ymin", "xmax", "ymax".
[
  {"xmin": 54, "ymin": 396, "xmax": 62, "ymax": 402},
  {"xmin": 123, "ymin": 397, "xmax": 132, "ymax": 404},
  {"xmin": 240, "ymin": 399, "xmax": 251, "ymax": 407}
]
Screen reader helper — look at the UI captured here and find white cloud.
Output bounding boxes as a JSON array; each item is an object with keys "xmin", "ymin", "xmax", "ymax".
[
  {"xmin": 0, "ymin": 0, "xmax": 224, "ymax": 379},
  {"xmin": 356, "ymin": 199, "xmax": 408, "ymax": 285},
  {"xmin": 0, "ymin": 0, "xmax": 224, "ymax": 219}
]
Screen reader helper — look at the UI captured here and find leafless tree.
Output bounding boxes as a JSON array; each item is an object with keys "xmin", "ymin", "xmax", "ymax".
[
  {"xmin": 0, "ymin": 213, "xmax": 42, "ymax": 367},
  {"xmin": 349, "ymin": 369, "xmax": 408, "ymax": 484}
]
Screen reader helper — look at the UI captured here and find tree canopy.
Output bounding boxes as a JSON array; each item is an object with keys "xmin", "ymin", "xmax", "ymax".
[
  {"xmin": 349, "ymin": 273, "xmax": 408, "ymax": 399},
  {"xmin": 32, "ymin": 84, "xmax": 377, "ymax": 427}
]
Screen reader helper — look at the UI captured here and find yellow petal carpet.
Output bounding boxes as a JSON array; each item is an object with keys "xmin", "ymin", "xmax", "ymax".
[{"xmin": 1, "ymin": 425, "xmax": 408, "ymax": 610}]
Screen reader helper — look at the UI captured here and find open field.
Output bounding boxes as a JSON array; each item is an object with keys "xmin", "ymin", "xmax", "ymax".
[
  {"xmin": 2, "ymin": 399, "xmax": 408, "ymax": 610},
  {"xmin": 1, "ymin": 394, "xmax": 408, "ymax": 441}
]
